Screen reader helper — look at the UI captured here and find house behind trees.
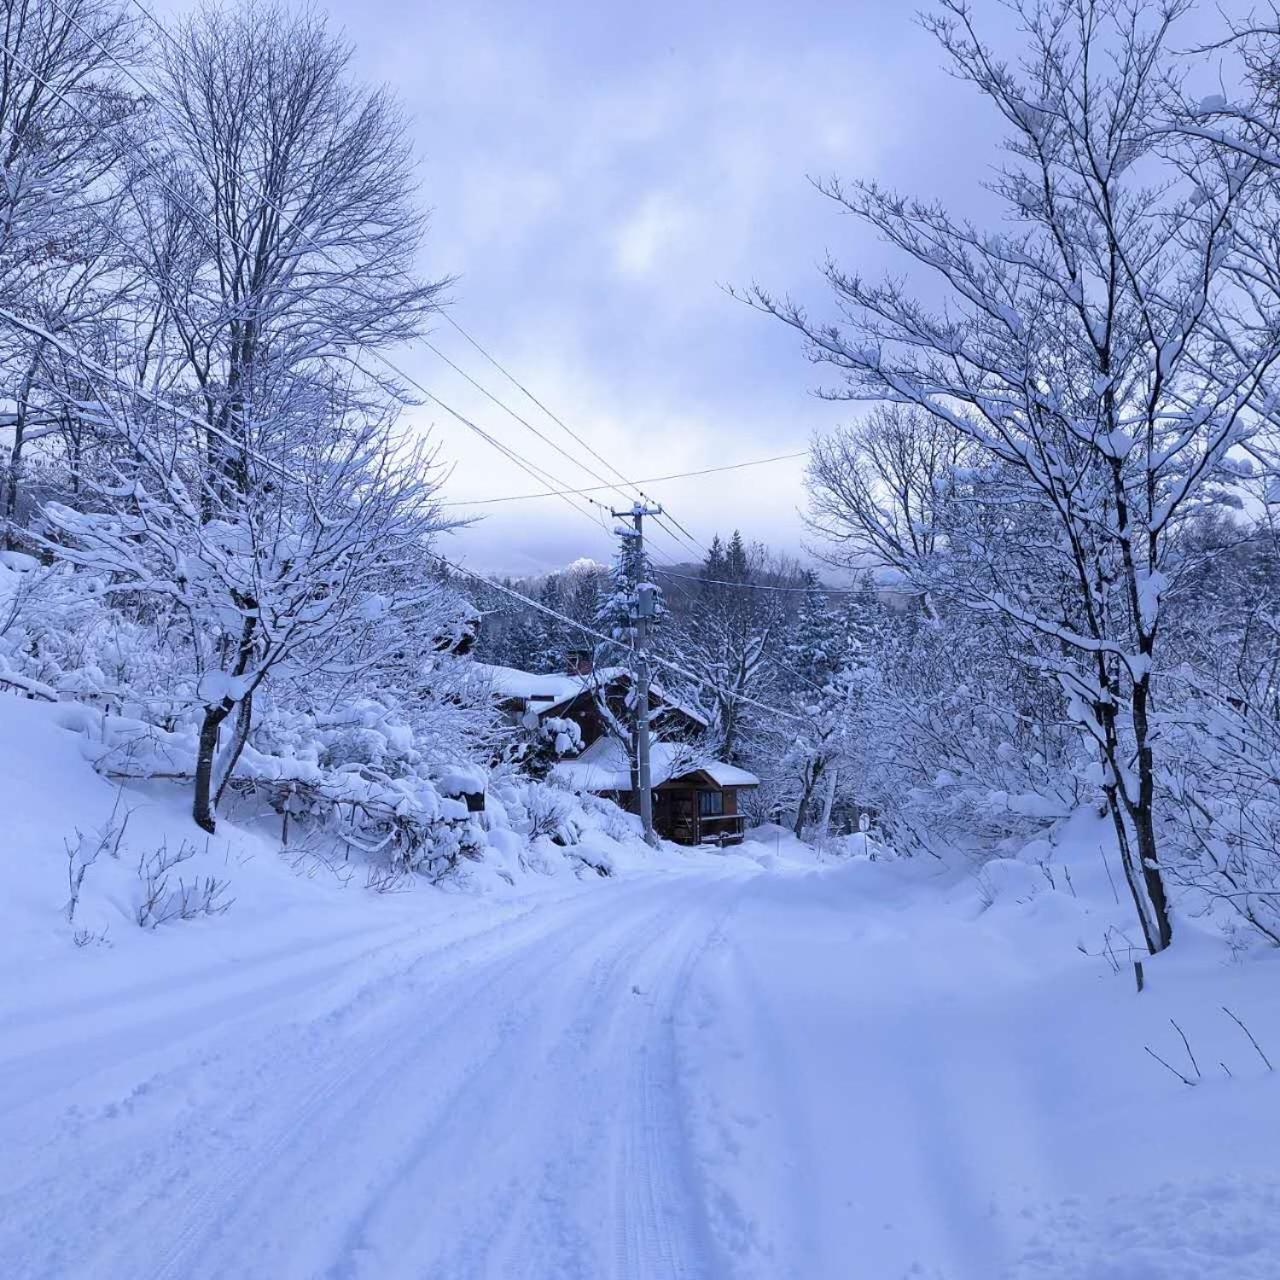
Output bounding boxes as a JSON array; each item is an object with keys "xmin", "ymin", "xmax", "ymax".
[{"xmin": 477, "ymin": 653, "xmax": 759, "ymax": 846}]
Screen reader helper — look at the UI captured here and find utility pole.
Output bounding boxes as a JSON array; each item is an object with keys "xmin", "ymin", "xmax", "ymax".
[{"xmin": 611, "ymin": 500, "xmax": 662, "ymax": 847}]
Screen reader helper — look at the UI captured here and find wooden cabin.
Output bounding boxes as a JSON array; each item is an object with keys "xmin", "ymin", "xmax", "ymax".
[
  {"xmin": 553, "ymin": 737, "xmax": 759, "ymax": 847},
  {"xmin": 473, "ymin": 659, "xmax": 759, "ymax": 846},
  {"xmin": 653, "ymin": 762, "xmax": 759, "ymax": 846}
]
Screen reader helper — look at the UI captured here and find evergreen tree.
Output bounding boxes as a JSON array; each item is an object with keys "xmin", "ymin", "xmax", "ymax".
[
  {"xmin": 779, "ymin": 572, "xmax": 858, "ymax": 838},
  {"xmin": 724, "ymin": 530, "xmax": 749, "ymax": 583},
  {"xmin": 785, "ymin": 572, "xmax": 847, "ymax": 691},
  {"xmin": 700, "ymin": 535, "xmax": 726, "ymax": 598},
  {"xmin": 565, "ymin": 564, "xmax": 604, "ymax": 637},
  {"xmin": 596, "ymin": 522, "xmax": 664, "ymax": 652},
  {"xmin": 533, "ymin": 574, "xmax": 570, "ymax": 672}
]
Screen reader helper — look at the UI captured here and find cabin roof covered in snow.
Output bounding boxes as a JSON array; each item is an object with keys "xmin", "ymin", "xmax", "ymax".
[
  {"xmin": 552, "ymin": 736, "xmax": 759, "ymax": 793},
  {"xmin": 472, "ymin": 663, "xmax": 709, "ymax": 727},
  {"xmin": 476, "ymin": 664, "xmax": 589, "ymax": 709}
]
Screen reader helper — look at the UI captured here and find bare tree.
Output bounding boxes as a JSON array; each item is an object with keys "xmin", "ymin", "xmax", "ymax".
[
  {"xmin": 0, "ymin": 0, "xmax": 138, "ymax": 546},
  {"xmin": 752, "ymin": 0, "xmax": 1280, "ymax": 953},
  {"xmin": 140, "ymin": 2, "xmax": 446, "ymax": 496},
  {"xmin": 806, "ymin": 405, "xmax": 970, "ymax": 600}
]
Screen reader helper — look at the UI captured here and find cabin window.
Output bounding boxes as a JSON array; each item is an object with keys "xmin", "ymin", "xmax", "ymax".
[{"xmin": 698, "ymin": 789, "xmax": 724, "ymax": 818}]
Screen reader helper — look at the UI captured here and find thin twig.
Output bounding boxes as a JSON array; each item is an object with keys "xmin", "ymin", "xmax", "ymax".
[
  {"xmin": 1222, "ymin": 1005, "xmax": 1274, "ymax": 1071},
  {"xmin": 1144, "ymin": 1045, "xmax": 1197, "ymax": 1087},
  {"xmin": 1170, "ymin": 1018, "xmax": 1202, "ymax": 1079},
  {"xmin": 1099, "ymin": 843, "xmax": 1122, "ymax": 906}
]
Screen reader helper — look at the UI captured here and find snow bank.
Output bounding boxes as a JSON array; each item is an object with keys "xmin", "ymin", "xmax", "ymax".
[
  {"xmin": 0, "ymin": 693, "xmax": 667, "ymax": 988},
  {"xmin": 0, "ymin": 693, "xmax": 356, "ymax": 985}
]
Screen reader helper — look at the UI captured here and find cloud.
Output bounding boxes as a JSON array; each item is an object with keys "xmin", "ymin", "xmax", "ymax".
[
  {"xmin": 613, "ymin": 192, "xmax": 695, "ymax": 279},
  {"xmin": 251, "ymin": 0, "xmax": 1008, "ymax": 572}
]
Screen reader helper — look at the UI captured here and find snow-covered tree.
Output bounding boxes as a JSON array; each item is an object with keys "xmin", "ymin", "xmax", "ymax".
[
  {"xmin": 754, "ymin": 0, "xmax": 1280, "ymax": 952},
  {"xmin": 669, "ymin": 532, "xmax": 789, "ymax": 763},
  {"xmin": 43, "ymin": 387, "xmax": 451, "ymax": 831},
  {"xmin": 596, "ymin": 512, "xmax": 664, "ymax": 652},
  {"xmin": 775, "ymin": 574, "xmax": 859, "ymax": 838},
  {"xmin": 0, "ymin": 0, "xmax": 138, "ymax": 546}
]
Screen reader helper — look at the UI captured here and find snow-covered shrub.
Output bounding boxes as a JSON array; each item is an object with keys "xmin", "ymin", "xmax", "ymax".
[
  {"xmin": 491, "ymin": 771, "xmax": 590, "ymax": 847},
  {"xmin": 261, "ymin": 767, "xmax": 486, "ymax": 885},
  {"xmin": 64, "ymin": 805, "xmax": 129, "ymax": 923},
  {"xmin": 574, "ymin": 787, "xmax": 640, "ymax": 847},
  {"xmin": 523, "ymin": 783, "xmax": 582, "ymax": 845},
  {"xmin": 381, "ymin": 806, "xmax": 487, "ymax": 882},
  {"xmin": 135, "ymin": 839, "xmax": 233, "ymax": 928},
  {"xmin": 314, "ymin": 701, "xmax": 421, "ymax": 776},
  {"xmin": 522, "ymin": 715, "xmax": 584, "ymax": 781}
]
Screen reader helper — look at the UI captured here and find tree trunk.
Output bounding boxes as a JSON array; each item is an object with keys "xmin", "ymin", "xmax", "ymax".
[
  {"xmin": 3, "ymin": 415, "xmax": 25, "ymax": 550},
  {"xmin": 1127, "ymin": 674, "xmax": 1173, "ymax": 952},
  {"xmin": 3, "ymin": 353, "xmax": 41, "ymax": 549},
  {"xmin": 212, "ymin": 690, "xmax": 254, "ymax": 810},
  {"xmin": 194, "ymin": 612, "xmax": 260, "ymax": 832},
  {"xmin": 794, "ymin": 759, "xmax": 824, "ymax": 840},
  {"xmin": 816, "ymin": 766, "xmax": 839, "ymax": 845},
  {"xmin": 193, "ymin": 702, "xmax": 232, "ymax": 833}
]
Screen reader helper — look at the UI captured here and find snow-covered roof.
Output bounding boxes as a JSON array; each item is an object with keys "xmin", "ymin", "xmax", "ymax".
[
  {"xmin": 476, "ymin": 664, "xmax": 588, "ymax": 710},
  {"xmin": 472, "ymin": 663, "xmax": 709, "ymax": 728},
  {"xmin": 552, "ymin": 737, "xmax": 759, "ymax": 793},
  {"xmin": 698, "ymin": 760, "xmax": 762, "ymax": 788}
]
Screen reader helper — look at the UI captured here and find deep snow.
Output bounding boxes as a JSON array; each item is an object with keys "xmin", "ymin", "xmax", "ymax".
[{"xmin": 1, "ymin": 697, "xmax": 1278, "ymax": 1279}]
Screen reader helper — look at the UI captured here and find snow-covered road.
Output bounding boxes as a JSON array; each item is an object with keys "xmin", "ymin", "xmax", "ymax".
[
  {"xmin": 3, "ymin": 856, "xmax": 1279, "ymax": 1280},
  {"xmin": 3, "ymin": 871, "xmax": 752, "ymax": 1280}
]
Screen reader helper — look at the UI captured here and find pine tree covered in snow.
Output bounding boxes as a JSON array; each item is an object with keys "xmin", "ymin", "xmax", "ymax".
[{"xmin": 595, "ymin": 516, "xmax": 663, "ymax": 652}]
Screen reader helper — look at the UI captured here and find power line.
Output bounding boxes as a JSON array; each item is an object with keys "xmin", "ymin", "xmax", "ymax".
[
  {"xmin": 423, "ymin": 337, "xmax": 640, "ymax": 509},
  {"xmin": 443, "ymin": 451, "xmax": 806, "ymax": 506},
  {"xmin": 442, "ymin": 314, "xmax": 656, "ymax": 509},
  {"xmin": 654, "ymin": 568, "xmax": 907, "ymax": 597},
  {"xmin": 119, "ymin": 0, "xmax": 707, "ymax": 563},
  {"xmin": 651, "ymin": 505, "xmax": 709, "ymax": 556},
  {"xmin": 417, "ymin": 343, "xmax": 703, "ymax": 559},
  {"xmin": 414, "ymin": 389, "xmax": 612, "ymax": 534},
  {"xmin": 438, "ymin": 317, "xmax": 716, "ymax": 559}
]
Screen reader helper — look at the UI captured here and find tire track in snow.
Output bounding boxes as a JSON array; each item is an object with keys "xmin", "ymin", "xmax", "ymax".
[
  {"xmin": 319, "ymin": 892, "xmax": 692, "ymax": 1280},
  {"xmin": 0, "ymin": 871, "xmax": 752, "ymax": 1280},
  {"xmin": 142, "ymin": 880, "xmax": 685, "ymax": 1280},
  {"xmin": 310, "ymin": 873, "xmax": 746, "ymax": 1280},
  {"xmin": 610, "ymin": 892, "xmax": 738, "ymax": 1280},
  {"xmin": 0, "ymin": 880, "xmax": 669, "ymax": 1279}
]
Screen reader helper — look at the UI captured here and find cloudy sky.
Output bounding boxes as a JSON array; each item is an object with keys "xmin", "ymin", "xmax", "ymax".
[
  {"xmin": 320, "ymin": 0, "xmax": 1022, "ymax": 576},
  {"xmin": 160, "ymin": 0, "xmax": 1241, "ymax": 576}
]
